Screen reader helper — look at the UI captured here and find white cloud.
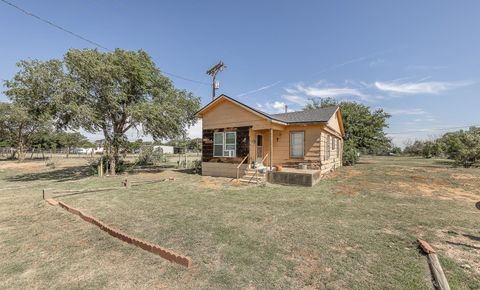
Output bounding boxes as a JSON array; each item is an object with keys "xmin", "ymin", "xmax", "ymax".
[
  {"xmin": 302, "ymin": 87, "xmax": 367, "ymax": 99},
  {"xmin": 387, "ymin": 108, "xmax": 427, "ymax": 116},
  {"xmin": 282, "ymin": 95, "xmax": 307, "ymax": 106},
  {"xmin": 236, "ymin": 81, "xmax": 281, "ymax": 97},
  {"xmin": 256, "ymin": 101, "xmax": 291, "ymax": 113},
  {"xmin": 282, "ymin": 82, "xmax": 373, "ymax": 102},
  {"xmin": 374, "ymin": 80, "xmax": 471, "ymax": 94}
]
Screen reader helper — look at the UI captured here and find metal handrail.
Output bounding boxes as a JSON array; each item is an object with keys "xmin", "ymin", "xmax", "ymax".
[{"xmin": 236, "ymin": 154, "xmax": 249, "ymax": 179}]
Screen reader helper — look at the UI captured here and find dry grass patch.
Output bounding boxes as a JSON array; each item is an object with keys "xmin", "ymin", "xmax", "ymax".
[{"xmin": 1, "ymin": 156, "xmax": 479, "ymax": 289}]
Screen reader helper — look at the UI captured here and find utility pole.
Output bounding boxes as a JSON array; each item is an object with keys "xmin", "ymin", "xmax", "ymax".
[{"xmin": 206, "ymin": 61, "xmax": 226, "ymax": 100}]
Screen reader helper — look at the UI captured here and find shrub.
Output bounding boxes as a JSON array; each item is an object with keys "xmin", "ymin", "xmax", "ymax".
[
  {"xmin": 87, "ymin": 155, "xmax": 129, "ymax": 175},
  {"xmin": 136, "ymin": 145, "xmax": 163, "ymax": 165},
  {"xmin": 440, "ymin": 127, "xmax": 480, "ymax": 167},
  {"xmin": 343, "ymin": 140, "xmax": 359, "ymax": 166}
]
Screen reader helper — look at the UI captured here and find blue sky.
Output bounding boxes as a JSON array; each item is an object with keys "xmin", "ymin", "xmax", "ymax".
[{"xmin": 1, "ymin": 1, "xmax": 479, "ymax": 146}]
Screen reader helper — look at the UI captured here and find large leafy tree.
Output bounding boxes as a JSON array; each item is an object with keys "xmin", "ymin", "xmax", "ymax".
[
  {"xmin": 439, "ymin": 127, "xmax": 480, "ymax": 167},
  {"xmin": 0, "ymin": 102, "xmax": 51, "ymax": 161},
  {"xmin": 4, "ymin": 59, "xmax": 65, "ymax": 120},
  {"xmin": 5, "ymin": 48, "xmax": 200, "ymax": 174},
  {"xmin": 305, "ymin": 98, "xmax": 391, "ymax": 165}
]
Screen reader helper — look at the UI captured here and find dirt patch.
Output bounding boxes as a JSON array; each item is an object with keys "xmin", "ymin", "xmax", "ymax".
[
  {"xmin": 451, "ymin": 173, "xmax": 479, "ymax": 181},
  {"xmin": 0, "ymin": 161, "xmax": 46, "ymax": 173},
  {"xmin": 199, "ymin": 177, "xmax": 224, "ymax": 189},
  {"xmin": 335, "ymin": 184, "xmax": 359, "ymax": 195},
  {"xmin": 326, "ymin": 168, "xmax": 362, "ymax": 180},
  {"xmin": 291, "ymin": 248, "xmax": 331, "ymax": 289},
  {"xmin": 390, "ymin": 181, "xmax": 479, "ymax": 202},
  {"xmin": 435, "ymin": 230, "xmax": 480, "ymax": 275}
]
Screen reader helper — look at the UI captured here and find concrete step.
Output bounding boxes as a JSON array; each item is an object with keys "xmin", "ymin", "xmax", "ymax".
[
  {"xmin": 242, "ymin": 172, "xmax": 265, "ymax": 176},
  {"xmin": 238, "ymin": 178, "xmax": 265, "ymax": 184},
  {"xmin": 244, "ymin": 169, "xmax": 266, "ymax": 174}
]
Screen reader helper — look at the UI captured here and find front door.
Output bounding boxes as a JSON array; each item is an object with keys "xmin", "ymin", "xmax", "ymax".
[{"xmin": 256, "ymin": 134, "xmax": 263, "ymax": 162}]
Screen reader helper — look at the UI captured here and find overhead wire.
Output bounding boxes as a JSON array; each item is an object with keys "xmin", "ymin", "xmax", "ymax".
[{"xmin": 0, "ymin": 0, "xmax": 210, "ymax": 86}]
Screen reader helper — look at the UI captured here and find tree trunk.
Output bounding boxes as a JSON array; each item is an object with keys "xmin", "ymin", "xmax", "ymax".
[
  {"xmin": 17, "ymin": 142, "xmax": 25, "ymax": 162},
  {"xmin": 66, "ymin": 146, "xmax": 70, "ymax": 158},
  {"xmin": 110, "ymin": 143, "xmax": 120, "ymax": 176}
]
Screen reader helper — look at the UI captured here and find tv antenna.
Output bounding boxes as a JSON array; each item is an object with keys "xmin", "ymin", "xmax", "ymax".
[{"xmin": 206, "ymin": 61, "xmax": 226, "ymax": 100}]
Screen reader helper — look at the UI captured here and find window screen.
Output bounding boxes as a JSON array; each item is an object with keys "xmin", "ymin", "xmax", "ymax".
[
  {"xmin": 213, "ymin": 132, "xmax": 236, "ymax": 157},
  {"xmin": 213, "ymin": 132, "xmax": 224, "ymax": 157},
  {"xmin": 290, "ymin": 132, "xmax": 304, "ymax": 158}
]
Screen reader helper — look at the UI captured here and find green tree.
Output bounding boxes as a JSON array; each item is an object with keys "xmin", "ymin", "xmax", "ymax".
[
  {"xmin": 390, "ymin": 147, "xmax": 402, "ymax": 155},
  {"xmin": 403, "ymin": 140, "xmax": 425, "ymax": 156},
  {"xmin": 304, "ymin": 98, "xmax": 390, "ymax": 165},
  {"xmin": 421, "ymin": 140, "xmax": 443, "ymax": 158},
  {"xmin": 55, "ymin": 131, "xmax": 90, "ymax": 158},
  {"xmin": 5, "ymin": 49, "xmax": 200, "ymax": 174},
  {"xmin": 0, "ymin": 102, "xmax": 51, "ymax": 161},
  {"xmin": 4, "ymin": 59, "xmax": 65, "ymax": 121},
  {"xmin": 439, "ymin": 127, "xmax": 480, "ymax": 167}
]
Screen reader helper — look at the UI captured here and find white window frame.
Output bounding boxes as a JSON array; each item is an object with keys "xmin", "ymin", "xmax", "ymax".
[
  {"xmin": 213, "ymin": 131, "xmax": 236, "ymax": 157},
  {"xmin": 290, "ymin": 131, "xmax": 305, "ymax": 158}
]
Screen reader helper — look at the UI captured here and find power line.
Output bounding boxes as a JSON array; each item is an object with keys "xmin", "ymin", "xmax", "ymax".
[
  {"xmin": 0, "ymin": 0, "xmax": 209, "ymax": 86},
  {"xmin": 1, "ymin": 0, "xmax": 109, "ymax": 50},
  {"xmin": 161, "ymin": 72, "xmax": 209, "ymax": 85}
]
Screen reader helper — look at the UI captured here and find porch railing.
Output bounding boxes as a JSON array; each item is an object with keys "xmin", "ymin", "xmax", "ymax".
[
  {"xmin": 236, "ymin": 154, "xmax": 249, "ymax": 179},
  {"xmin": 261, "ymin": 153, "xmax": 269, "ymax": 167}
]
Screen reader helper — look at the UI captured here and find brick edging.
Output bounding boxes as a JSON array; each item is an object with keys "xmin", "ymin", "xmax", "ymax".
[{"xmin": 51, "ymin": 199, "xmax": 192, "ymax": 268}]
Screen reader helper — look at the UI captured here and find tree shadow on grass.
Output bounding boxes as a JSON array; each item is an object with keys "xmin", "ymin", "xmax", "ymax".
[
  {"xmin": 175, "ymin": 168, "xmax": 201, "ymax": 175},
  {"xmin": 6, "ymin": 165, "xmax": 92, "ymax": 183},
  {"xmin": 127, "ymin": 165, "xmax": 170, "ymax": 175}
]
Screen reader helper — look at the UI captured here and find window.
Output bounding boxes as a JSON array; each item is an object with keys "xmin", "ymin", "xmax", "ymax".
[
  {"xmin": 337, "ymin": 139, "xmax": 340, "ymax": 158},
  {"xmin": 290, "ymin": 131, "xmax": 304, "ymax": 158},
  {"xmin": 332, "ymin": 137, "xmax": 336, "ymax": 150},
  {"xmin": 213, "ymin": 132, "xmax": 224, "ymax": 157},
  {"xmin": 325, "ymin": 135, "xmax": 330, "ymax": 160},
  {"xmin": 213, "ymin": 131, "xmax": 236, "ymax": 157}
]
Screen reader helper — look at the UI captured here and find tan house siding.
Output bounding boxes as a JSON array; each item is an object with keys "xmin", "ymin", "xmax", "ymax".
[
  {"xmin": 196, "ymin": 95, "xmax": 345, "ymax": 179},
  {"xmin": 319, "ymin": 130, "xmax": 343, "ymax": 174},
  {"xmin": 326, "ymin": 112, "xmax": 342, "ymax": 136},
  {"xmin": 265, "ymin": 125, "xmax": 322, "ymax": 166},
  {"xmin": 201, "ymin": 98, "xmax": 283, "ymax": 130}
]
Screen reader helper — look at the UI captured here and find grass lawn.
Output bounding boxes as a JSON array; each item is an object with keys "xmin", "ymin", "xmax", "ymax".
[{"xmin": 0, "ymin": 156, "xmax": 479, "ymax": 289}]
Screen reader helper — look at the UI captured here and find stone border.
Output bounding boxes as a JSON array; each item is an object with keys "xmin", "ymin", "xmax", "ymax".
[{"xmin": 47, "ymin": 199, "xmax": 192, "ymax": 268}]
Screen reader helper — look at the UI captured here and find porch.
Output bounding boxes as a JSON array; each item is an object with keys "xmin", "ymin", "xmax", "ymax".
[
  {"xmin": 234, "ymin": 127, "xmax": 323, "ymax": 186},
  {"xmin": 266, "ymin": 167, "xmax": 322, "ymax": 187}
]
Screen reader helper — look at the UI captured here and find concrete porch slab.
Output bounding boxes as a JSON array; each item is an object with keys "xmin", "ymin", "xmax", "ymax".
[{"xmin": 267, "ymin": 169, "xmax": 321, "ymax": 187}]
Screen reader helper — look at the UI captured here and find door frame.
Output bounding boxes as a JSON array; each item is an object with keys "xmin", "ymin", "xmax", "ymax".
[{"xmin": 256, "ymin": 134, "xmax": 263, "ymax": 161}]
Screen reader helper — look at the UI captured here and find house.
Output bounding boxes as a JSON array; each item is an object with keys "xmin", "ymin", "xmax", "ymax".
[
  {"xmin": 153, "ymin": 145, "xmax": 174, "ymax": 154},
  {"xmin": 195, "ymin": 95, "xmax": 345, "ymax": 186}
]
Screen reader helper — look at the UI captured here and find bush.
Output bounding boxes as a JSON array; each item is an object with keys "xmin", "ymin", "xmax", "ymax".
[
  {"xmin": 343, "ymin": 140, "xmax": 359, "ymax": 166},
  {"xmin": 87, "ymin": 155, "xmax": 129, "ymax": 175},
  {"xmin": 440, "ymin": 127, "xmax": 480, "ymax": 167},
  {"xmin": 136, "ymin": 145, "xmax": 164, "ymax": 165},
  {"xmin": 191, "ymin": 160, "xmax": 201, "ymax": 174}
]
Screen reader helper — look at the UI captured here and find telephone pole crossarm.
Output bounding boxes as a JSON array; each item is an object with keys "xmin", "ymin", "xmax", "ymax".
[{"xmin": 206, "ymin": 61, "xmax": 226, "ymax": 100}]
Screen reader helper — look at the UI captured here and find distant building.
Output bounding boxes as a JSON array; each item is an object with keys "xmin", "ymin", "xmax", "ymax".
[{"xmin": 153, "ymin": 145, "xmax": 174, "ymax": 154}]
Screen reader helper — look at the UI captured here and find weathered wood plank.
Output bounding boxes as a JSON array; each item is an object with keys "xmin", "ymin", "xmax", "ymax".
[{"xmin": 417, "ymin": 239, "xmax": 450, "ymax": 290}]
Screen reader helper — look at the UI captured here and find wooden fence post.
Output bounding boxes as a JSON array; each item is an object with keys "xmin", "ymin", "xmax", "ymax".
[{"xmin": 418, "ymin": 239, "xmax": 451, "ymax": 290}]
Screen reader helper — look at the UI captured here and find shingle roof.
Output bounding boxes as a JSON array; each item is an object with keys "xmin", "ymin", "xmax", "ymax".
[
  {"xmin": 269, "ymin": 106, "xmax": 338, "ymax": 123},
  {"xmin": 196, "ymin": 94, "xmax": 338, "ymax": 124}
]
